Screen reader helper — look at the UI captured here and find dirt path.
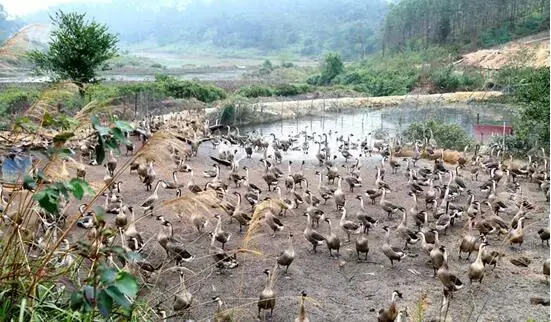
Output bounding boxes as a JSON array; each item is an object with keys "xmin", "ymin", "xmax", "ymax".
[{"xmin": 70, "ymin": 137, "xmax": 549, "ymax": 321}]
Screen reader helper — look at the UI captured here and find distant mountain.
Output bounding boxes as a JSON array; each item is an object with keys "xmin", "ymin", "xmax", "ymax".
[{"xmin": 22, "ymin": 0, "xmax": 389, "ymax": 60}]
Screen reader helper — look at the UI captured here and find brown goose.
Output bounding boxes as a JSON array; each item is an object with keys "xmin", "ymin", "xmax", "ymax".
[
  {"xmin": 429, "ymin": 231, "xmax": 443, "ymax": 277},
  {"xmin": 364, "ymin": 187, "xmax": 383, "ymax": 205},
  {"xmin": 277, "ymin": 233, "xmax": 295, "ymax": 273},
  {"xmin": 508, "ymin": 216, "xmax": 525, "ymax": 248},
  {"xmin": 382, "ymin": 226, "xmax": 407, "ymax": 267},
  {"xmin": 213, "ymin": 296, "xmax": 232, "ymax": 322},
  {"xmin": 107, "ymin": 149, "xmax": 117, "ymax": 176},
  {"xmin": 468, "ymin": 243, "xmax": 487, "ymax": 284},
  {"xmin": 305, "ymin": 204, "xmax": 324, "ymax": 228},
  {"xmin": 231, "ymin": 192, "xmax": 252, "ymax": 233},
  {"xmin": 459, "ymin": 218, "xmax": 483, "ymax": 260},
  {"xmin": 355, "ymin": 195, "xmax": 378, "ymax": 233},
  {"xmin": 163, "ymin": 171, "xmax": 185, "ymax": 189},
  {"xmin": 258, "ymin": 269, "xmax": 277, "ymax": 319},
  {"xmin": 333, "ymin": 176, "xmax": 346, "ymax": 210},
  {"xmin": 187, "ymin": 171, "xmax": 203, "ymax": 193},
  {"xmin": 143, "ymin": 161, "xmax": 156, "ymax": 191},
  {"xmin": 379, "ymin": 189, "xmax": 405, "ymax": 219},
  {"xmin": 345, "ymin": 175, "xmax": 362, "ymax": 192},
  {"xmin": 339, "ymin": 208, "xmax": 361, "ymax": 242},
  {"xmin": 397, "ymin": 201, "xmax": 419, "ymax": 249},
  {"xmin": 324, "ymin": 217, "xmax": 341, "ymax": 257},
  {"xmin": 173, "ymin": 269, "xmax": 193, "ymax": 312},
  {"xmin": 213, "ymin": 213, "xmax": 231, "ymax": 249},
  {"xmin": 209, "ymin": 232, "xmax": 238, "ymax": 270},
  {"xmin": 377, "ymin": 290, "xmax": 402, "ymax": 322},
  {"xmin": 437, "ymin": 246, "xmax": 464, "ymax": 293},
  {"xmin": 294, "ymin": 291, "xmax": 309, "ymax": 322},
  {"xmin": 157, "ymin": 218, "xmax": 195, "ymax": 265},
  {"xmin": 538, "ymin": 228, "xmax": 550, "ymax": 246},
  {"xmin": 265, "ymin": 211, "xmax": 284, "ymax": 237},
  {"xmin": 285, "ymin": 161, "xmax": 295, "ymax": 192},
  {"xmin": 303, "ymin": 213, "xmax": 326, "ymax": 253},
  {"xmin": 315, "ymin": 171, "xmax": 334, "ymax": 204},
  {"xmin": 355, "ymin": 232, "xmax": 369, "ymax": 261},
  {"xmin": 124, "ymin": 207, "xmax": 143, "ymax": 251}
]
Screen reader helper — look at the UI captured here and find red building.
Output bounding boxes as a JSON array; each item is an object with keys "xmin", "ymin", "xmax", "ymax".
[{"xmin": 473, "ymin": 124, "xmax": 513, "ymax": 143}]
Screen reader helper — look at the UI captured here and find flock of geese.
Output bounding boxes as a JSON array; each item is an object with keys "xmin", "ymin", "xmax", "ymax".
[{"xmin": 67, "ymin": 111, "xmax": 549, "ymax": 321}]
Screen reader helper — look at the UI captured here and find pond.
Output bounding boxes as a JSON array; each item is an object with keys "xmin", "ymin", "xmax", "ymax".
[{"xmin": 244, "ymin": 103, "xmax": 515, "ymax": 143}]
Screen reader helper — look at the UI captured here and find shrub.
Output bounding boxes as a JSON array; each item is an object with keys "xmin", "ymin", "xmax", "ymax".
[
  {"xmin": 273, "ymin": 83, "xmax": 311, "ymax": 96},
  {"xmin": 0, "ymin": 88, "xmax": 40, "ymax": 116},
  {"xmin": 154, "ymin": 74, "xmax": 227, "ymax": 102},
  {"xmin": 403, "ymin": 120, "xmax": 474, "ymax": 150},
  {"xmin": 150, "ymin": 63, "xmax": 163, "ymax": 68},
  {"xmin": 238, "ymin": 85, "xmax": 273, "ymax": 98}
]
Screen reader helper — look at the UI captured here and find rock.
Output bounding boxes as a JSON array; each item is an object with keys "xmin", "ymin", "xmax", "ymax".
[{"xmin": 510, "ymin": 256, "xmax": 531, "ymax": 267}]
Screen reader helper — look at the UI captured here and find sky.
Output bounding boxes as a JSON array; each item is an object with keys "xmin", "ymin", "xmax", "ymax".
[{"xmin": 0, "ymin": 0, "xmax": 109, "ymax": 17}]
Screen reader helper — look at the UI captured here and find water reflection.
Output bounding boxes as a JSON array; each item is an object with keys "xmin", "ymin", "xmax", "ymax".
[{"xmin": 244, "ymin": 103, "xmax": 514, "ymax": 139}]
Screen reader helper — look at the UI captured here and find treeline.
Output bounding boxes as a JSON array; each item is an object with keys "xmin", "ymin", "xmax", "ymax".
[
  {"xmin": 24, "ymin": 0, "xmax": 388, "ymax": 59},
  {"xmin": 382, "ymin": 0, "xmax": 550, "ymax": 52}
]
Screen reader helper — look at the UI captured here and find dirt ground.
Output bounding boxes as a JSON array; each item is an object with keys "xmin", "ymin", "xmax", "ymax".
[{"xmin": 69, "ymin": 135, "xmax": 550, "ymax": 322}]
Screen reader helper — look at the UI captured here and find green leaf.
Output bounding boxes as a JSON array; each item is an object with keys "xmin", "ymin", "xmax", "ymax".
[
  {"xmin": 70, "ymin": 291, "xmax": 84, "ymax": 311},
  {"xmin": 104, "ymin": 285, "xmax": 131, "ymax": 309},
  {"xmin": 99, "ymin": 265, "xmax": 117, "ymax": 285},
  {"xmin": 97, "ymin": 290, "xmax": 113, "ymax": 318},
  {"xmin": 68, "ymin": 178, "xmax": 93, "ymax": 200},
  {"xmin": 23, "ymin": 176, "xmax": 37, "ymax": 191},
  {"xmin": 112, "ymin": 127, "xmax": 130, "ymax": 145},
  {"xmin": 53, "ymin": 132, "xmax": 74, "ymax": 145},
  {"xmin": 115, "ymin": 272, "xmax": 138, "ymax": 298},
  {"xmin": 95, "ymin": 141, "xmax": 105, "ymax": 164},
  {"xmin": 115, "ymin": 120, "xmax": 134, "ymax": 133}
]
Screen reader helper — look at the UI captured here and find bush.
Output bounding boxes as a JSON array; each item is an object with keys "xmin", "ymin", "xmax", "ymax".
[
  {"xmin": 154, "ymin": 74, "xmax": 227, "ymax": 102},
  {"xmin": 0, "ymin": 88, "xmax": 40, "ymax": 116},
  {"xmin": 238, "ymin": 85, "xmax": 273, "ymax": 98},
  {"xmin": 273, "ymin": 83, "xmax": 311, "ymax": 96},
  {"xmin": 429, "ymin": 67, "xmax": 484, "ymax": 92},
  {"xmin": 402, "ymin": 120, "xmax": 474, "ymax": 150},
  {"xmin": 150, "ymin": 63, "xmax": 163, "ymax": 68}
]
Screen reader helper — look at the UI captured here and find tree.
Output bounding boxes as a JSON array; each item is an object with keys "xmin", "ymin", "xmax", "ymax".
[
  {"xmin": 28, "ymin": 11, "xmax": 118, "ymax": 92},
  {"xmin": 320, "ymin": 53, "xmax": 344, "ymax": 84}
]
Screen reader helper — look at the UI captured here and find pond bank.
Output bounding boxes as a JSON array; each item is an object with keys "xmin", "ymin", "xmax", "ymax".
[{"xmin": 206, "ymin": 90, "xmax": 504, "ymax": 126}]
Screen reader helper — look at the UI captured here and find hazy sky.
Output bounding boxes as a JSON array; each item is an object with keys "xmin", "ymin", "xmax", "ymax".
[{"xmin": 0, "ymin": 0, "xmax": 109, "ymax": 17}]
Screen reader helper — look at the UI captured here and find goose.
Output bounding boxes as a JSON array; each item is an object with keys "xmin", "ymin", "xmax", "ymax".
[
  {"xmin": 324, "ymin": 217, "xmax": 341, "ymax": 257},
  {"xmin": 388, "ymin": 152, "xmax": 401, "ymax": 174},
  {"xmin": 163, "ymin": 171, "xmax": 185, "ymax": 189},
  {"xmin": 285, "ymin": 161, "xmax": 295, "ymax": 192},
  {"xmin": 377, "ymin": 290, "xmax": 402, "ymax": 322},
  {"xmin": 203, "ymin": 164, "xmax": 218, "ymax": 178},
  {"xmin": 419, "ymin": 211, "xmax": 435, "ymax": 243},
  {"xmin": 437, "ymin": 246, "xmax": 464, "ymax": 293},
  {"xmin": 291, "ymin": 180, "xmax": 305, "ymax": 207},
  {"xmin": 315, "ymin": 142, "xmax": 325, "ymax": 166},
  {"xmin": 364, "ymin": 187, "xmax": 383, "ymax": 205},
  {"xmin": 212, "ymin": 296, "xmax": 233, "ymax": 322},
  {"xmin": 157, "ymin": 219, "xmax": 195, "ymax": 265},
  {"xmin": 213, "ymin": 213, "xmax": 231, "ymax": 249},
  {"xmin": 376, "ymin": 167, "xmax": 391, "ymax": 190},
  {"xmin": 339, "ymin": 208, "xmax": 361, "ymax": 242},
  {"xmin": 187, "ymin": 171, "xmax": 203, "ymax": 194},
  {"xmin": 294, "ymin": 291, "xmax": 309, "ymax": 322},
  {"xmin": 417, "ymin": 231, "xmax": 435, "ymax": 255},
  {"xmin": 173, "ymin": 269, "xmax": 193, "ymax": 312},
  {"xmin": 115, "ymin": 206, "xmax": 128, "ymax": 231},
  {"xmin": 434, "ymin": 202, "xmax": 452, "ymax": 234},
  {"xmin": 244, "ymin": 189, "xmax": 260, "ymax": 209},
  {"xmin": 459, "ymin": 218, "xmax": 483, "ymax": 260},
  {"xmin": 355, "ymin": 195, "xmax": 378, "ymax": 233},
  {"xmin": 243, "ymin": 166, "xmax": 262, "ymax": 193},
  {"xmin": 77, "ymin": 210, "xmax": 96, "ymax": 229},
  {"xmin": 508, "ymin": 216, "xmax": 525, "ymax": 249},
  {"xmin": 397, "ymin": 207, "xmax": 419, "ymax": 249},
  {"xmin": 265, "ymin": 211, "xmax": 284, "ymax": 237},
  {"xmin": 141, "ymin": 180, "xmax": 166, "ymax": 214},
  {"xmin": 143, "ymin": 161, "xmax": 156, "ymax": 191},
  {"xmin": 315, "ymin": 171, "xmax": 334, "ymax": 204},
  {"xmin": 538, "ymin": 228, "xmax": 550, "ymax": 246},
  {"xmin": 304, "ymin": 190, "xmax": 320, "ymax": 207},
  {"xmin": 292, "ymin": 160, "xmax": 307, "ymax": 187},
  {"xmin": 345, "ymin": 175, "xmax": 362, "ymax": 192},
  {"xmin": 74, "ymin": 155, "xmax": 86, "ymax": 179},
  {"xmin": 305, "ymin": 204, "xmax": 324, "ymax": 228},
  {"xmin": 355, "ymin": 232, "xmax": 369, "ymax": 261},
  {"xmin": 262, "ymin": 163, "xmax": 279, "ymax": 191},
  {"xmin": 275, "ymin": 186, "xmax": 296, "ymax": 216},
  {"xmin": 379, "ymin": 189, "xmax": 405, "ymax": 219},
  {"xmin": 333, "ymin": 176, "xmax": 345, "ymax": 210},
  {"xmin": 191, "ymin": 207, "xmax": 208, "ymax": 233},
  {"xmin": 453, "ymin": 166, "xmax": 467, "ymax": 194},
  {"xmin": 429, "ymin": 231, "xmax": 443, "ymax": 277},
  {"xmin": 381, "ymin": 226, "xmax": 407, "ymax": 267},
  {"xmin": 544, "ymin": 259, "xmax": 550, "ymax": 280},
  {"xmin": 124, "ymin": 207, "xmax": 143, "ymax": 251},
  {"xmin": 228, "ymin": 164, "xmax": 244, "ymax": 187},
  {"xmin": 258, "ymin": 269, "xmax": 277, "ymax": 319},
  {"xmin": 107, "ymin": 149, "xmax": 117, "ymax": 176},
  {"xmin": 231, "ymin": 191, "xmax": 251, "ymax": 233},
  {"xmin": 303, "ymin": 213, "xmax": 326, "ymax": 253},
  {"xmin": 406, "ymin": 170, "xmax": 423, "ymax": 194},
  {"xmin": 277, "ymin": 232, "xmax": 295, "ymax": 273},
  {"xmin": 209, "ymin": 231, "xmax": 238, "ymax": 270},
  {"xmin": 468, "ymin": 243, "xmax": 487, "ymax": 283}
]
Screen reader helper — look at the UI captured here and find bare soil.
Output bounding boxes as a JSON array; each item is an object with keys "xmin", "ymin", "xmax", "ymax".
[{"xmin": 70, "ymin": 137, "xmax": 550, "ymax": 322}]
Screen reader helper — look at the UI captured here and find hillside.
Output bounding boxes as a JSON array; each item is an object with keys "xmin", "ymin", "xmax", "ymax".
[{"xmin": 0, "ymin": 24, "xmax": 50, "ymax": 75}]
